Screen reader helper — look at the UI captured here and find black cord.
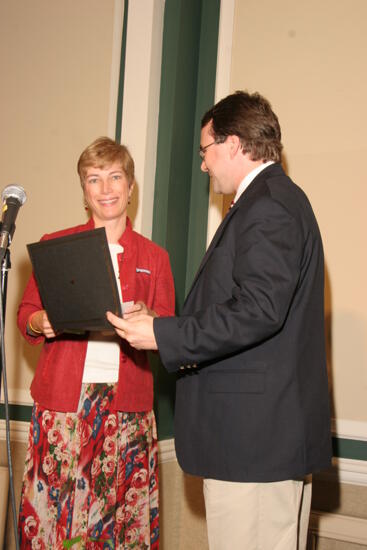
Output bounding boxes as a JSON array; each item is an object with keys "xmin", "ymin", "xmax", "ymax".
[{"xmin": 0, "ymin": 277, "xmax": 20, "ymax": 550}]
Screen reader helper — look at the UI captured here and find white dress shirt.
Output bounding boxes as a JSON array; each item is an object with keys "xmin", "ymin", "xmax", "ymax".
[{"xmin": 233, "ymin": 160, "xmax": 274, "ymax": 204}]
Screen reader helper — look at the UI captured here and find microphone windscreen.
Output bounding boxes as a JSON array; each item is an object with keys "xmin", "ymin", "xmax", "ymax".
[{"xmin": 1, "ymin": 185, "xmax": 27, "ymax": 205}]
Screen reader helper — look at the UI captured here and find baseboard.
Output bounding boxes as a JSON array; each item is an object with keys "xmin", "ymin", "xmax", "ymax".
[
  {"xmin": 1, "ymin": 424, "xmax": 366, "ymax": 546},
  {"xmin": 319, "ymin": 457, "xmax": 367, "ymax": 486},
  {"xmin": 0, "ymin": 419, "xmax": 29, "ymax": 444},
  {"xmin": 310, "ymin": 511, "xmax": 367, "ymax": 545},
  {"xmin": 158, "ymin": 437, "xmax": 177, "ymax": 463}
]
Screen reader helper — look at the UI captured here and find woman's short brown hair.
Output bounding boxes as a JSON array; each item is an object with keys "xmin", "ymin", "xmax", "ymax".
[{"xmin": 77, "ymin": 137, "xmax": 135, "ymax": 185}]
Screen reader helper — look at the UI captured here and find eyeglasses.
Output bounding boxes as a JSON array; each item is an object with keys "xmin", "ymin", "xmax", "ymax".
[{"xmin": 199, "ymin": 140, "xmax": 218, "ymax": 159}]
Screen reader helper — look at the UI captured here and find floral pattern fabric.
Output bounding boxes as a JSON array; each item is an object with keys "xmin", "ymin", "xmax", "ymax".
[{"xmin": 18, "ymin": 384, "xmax": 159, "ymax": 549}]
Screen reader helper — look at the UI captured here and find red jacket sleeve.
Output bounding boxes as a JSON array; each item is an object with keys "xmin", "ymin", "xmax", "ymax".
[
  {"xmin": 152, "ymin": 249, "xmax": 175, "ymax": 318},
  {"xmin": 17, "ymin": 270, "xmax": 45, "ymax": 345}
]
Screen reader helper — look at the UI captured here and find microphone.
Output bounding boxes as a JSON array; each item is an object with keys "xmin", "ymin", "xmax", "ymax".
[{"xmin": 0, "ymin": 185, "xmax": 27, "ymax": 256}]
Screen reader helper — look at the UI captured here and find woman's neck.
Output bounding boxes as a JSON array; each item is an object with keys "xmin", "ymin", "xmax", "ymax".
[{"xmin": 93, "ymin": 216, "xmax": 126, "ymax": 244}]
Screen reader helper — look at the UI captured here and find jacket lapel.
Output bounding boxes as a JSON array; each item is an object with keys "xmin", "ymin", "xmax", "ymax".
[
  {"xmin": 184, "ymin": 163, "xmax": 283, "ymax": 305},
  {"xmin": 184, "ymin": 203, "xmax": 238, "ymax": 305}
]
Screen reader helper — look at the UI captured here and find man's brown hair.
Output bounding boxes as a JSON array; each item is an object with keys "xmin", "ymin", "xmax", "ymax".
[{"xmin": 202, "ymin": 91, "xmax": 283, "ymax": 163}]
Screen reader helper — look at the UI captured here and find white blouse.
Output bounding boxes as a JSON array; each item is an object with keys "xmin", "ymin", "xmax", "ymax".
[{"xmin": 82, "ymin": 243, "xmax": 124, "ymax": 383}]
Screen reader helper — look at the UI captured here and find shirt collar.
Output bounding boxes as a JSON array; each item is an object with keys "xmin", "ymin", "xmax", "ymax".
[
  {"xmin": 233, "ymin": 160, "xmax": 275, "ymax": 204},
  {"xmin": 87, "ymin": 216, "xmax": 133, "ymax": 247}
]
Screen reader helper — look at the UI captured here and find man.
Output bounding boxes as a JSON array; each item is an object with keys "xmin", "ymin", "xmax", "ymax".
[{"xmin": 107, "ymin": 91, "xmax": 332, "ymax": 550}]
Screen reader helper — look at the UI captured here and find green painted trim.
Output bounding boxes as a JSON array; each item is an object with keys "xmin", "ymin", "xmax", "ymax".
[
  {"xmin": 185, "ymin": 0, "xmax": 221, "ymax": 293},
  {"xmin": 115, "ymin": 0, "xmax": 129, "ymax": 143},
  {"xmin": 332, "ymin": 437, "xmax": 367, "ymax": 461},
  {"xmin": 151, "ymin": 0, "xmax": 221, "ymax": 440},
  {"xmin": 0, "ymin": 403, "xmax": 32, "ymax": 422},
  {"xmin": 1, "ymin": 405, "xmax": 367, "ymax": 462},
  {"xmin": 153, "ymin": 0, "xmax": 202, "ymax": 311},
  {"xmin": 150, "ymin": 352, "xmax": 175, "ymax": 440},
  {"xmin": 153, "ymin": 0, "xmax": 220, "ymax": 309}
]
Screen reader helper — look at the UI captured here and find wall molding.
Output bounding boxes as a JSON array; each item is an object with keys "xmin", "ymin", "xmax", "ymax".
[
  {"xmin": 207, "ymin": 0, "xmax": 235, "ymax": 246},
  {"xmin": 309, "ymin": 511, "xmax": 367, "ymax": 545},
  {"xmin": 107, "ymin": 0, "xmax": 125, "ymax": 138},
  {"xmin": 3, "ymin": 412, "xmax": 366, "ymax": 435},
  {"xmin": 1, "ymin": 426, "xmax": 367, "ymax": 487},
  {"xmin": 1, "ymin": 411, "xmax": 366, "ymax": 475},
  {"xmin": 319, "ymin": 457, "xmax": 367, "ymax": 486},
  {"xmin": 158, "ymin": 437, "xmax": 177, "ymax": 464},
  {"xmin": 0, "ymin": 388, "xmax": 32, "ymax": 406},
  {"xmin": 120, "ymin": 0, "xmax": 165, "ymax": 239},
  {"xmin": 158, "ymin": 440, "xmax": 367, "ymax": 486},
  {"xmin": 332, "ymin": 419, "xmax": 367, "ymax": 442},
  {"xmin": 1, "ymin": 423, "xmax": 366, "ymax": 545},
  {"xmin": 0, "ymin": 420, "xmax": 29, "ymax": 444}
]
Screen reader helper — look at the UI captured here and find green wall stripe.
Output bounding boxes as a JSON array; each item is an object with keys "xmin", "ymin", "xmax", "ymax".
[
  {"xmin": 0, "ymin": 404, "xmax": 32, "ymax": 422},
  {"xmin": 152, "ymin": 0, "xmax": 220, "ymax": 310},
  {"xmin": 185, "ymin": 0, "xmax": 221, "ymax": 292},
  {"xmin": 151, "ymin": 0, "xmax": 221, "ymax": 440},
  {"xmin": 332, "ymin": 437, "xmax": 367, "ymax": 461},
  {"xmin": 152, "ymin": 0, "xmax": 202, "ymax": 439},
  {"xmin": 0, "ymin": 404, "xmax": 365, "ymax": 462},
  {"xmin": 115, "ymin": 0, "xmax": 129, "ymax": 143},
  {"xmin": 153, "ymin": 0, "xmax": 203, "ymax": 312},
  {"xmin": 1, "ymin": 405, "xmax": 367, "ymax": 462}
]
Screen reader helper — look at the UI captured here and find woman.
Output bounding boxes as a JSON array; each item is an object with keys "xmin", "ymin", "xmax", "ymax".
[{"xmin": 17, "ymin": 137, "xmax": 175, "ymax": 549}]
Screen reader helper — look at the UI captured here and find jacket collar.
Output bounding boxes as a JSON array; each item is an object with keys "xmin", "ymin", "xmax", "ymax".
[
  {"xmin": 85, "ymin": 216, "xmax": 134, "ymax": 250},
  {"xmin": 233, "ymin": 162, "xmax": 284, "ymax": 208}
]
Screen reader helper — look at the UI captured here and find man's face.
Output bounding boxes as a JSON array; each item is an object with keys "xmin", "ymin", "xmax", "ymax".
[{"xmin": 200, "ymin": 122, "xmax": 235, "ymax": 195}]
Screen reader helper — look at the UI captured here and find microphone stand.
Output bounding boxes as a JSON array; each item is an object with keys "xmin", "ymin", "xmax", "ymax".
[{"xmin": 0, "ymin": 248, "xmax": 20, "ymax": 550}]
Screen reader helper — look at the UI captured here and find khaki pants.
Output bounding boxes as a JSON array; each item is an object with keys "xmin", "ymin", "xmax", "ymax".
[{"xmin": 203, "ymin": 476, "xmax": 312, "ymax": 550}]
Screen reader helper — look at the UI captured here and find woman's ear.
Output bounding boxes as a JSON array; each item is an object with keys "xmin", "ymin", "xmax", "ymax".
[{"xmin": 128, "ymin": 180, "xmax": 135, "ymax": 203}]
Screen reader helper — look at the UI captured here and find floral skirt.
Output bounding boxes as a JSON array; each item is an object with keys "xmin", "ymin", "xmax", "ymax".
[{"xmin": 18, "ymin": 384, "xmax": 159, "ymax": 549}]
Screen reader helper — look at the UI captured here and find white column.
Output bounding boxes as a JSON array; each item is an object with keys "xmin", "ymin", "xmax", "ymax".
[
  {"xmin": 206, "ymin": 0, "xmax": 236, "ymax": 247},
  {"xmin": 120, "ymin": 0, "xmax": 165, "ymax": 238},
  {"xmin": 107, "ymin": 0, "xmax": 126, "ymax": 139}
]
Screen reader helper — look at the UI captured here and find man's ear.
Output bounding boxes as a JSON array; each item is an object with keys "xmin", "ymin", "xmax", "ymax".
[{"xmin": 227, "ymin": 134, "xmax": 241, "ymax": 158}]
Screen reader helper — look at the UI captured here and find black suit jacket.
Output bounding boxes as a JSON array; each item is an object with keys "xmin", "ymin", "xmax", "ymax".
[{"xmin": 154, "ymin": 163, "xmax": 332, "ymax": 482}]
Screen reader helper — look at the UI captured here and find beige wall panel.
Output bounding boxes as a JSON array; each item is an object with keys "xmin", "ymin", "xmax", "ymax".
[
  {"xmin": 230, "ymin": 0, "xmax": 367, "ymax": 422},
  {"xmin": 0, "ymin": 0, "xmax": 116, "ymax": 399}
]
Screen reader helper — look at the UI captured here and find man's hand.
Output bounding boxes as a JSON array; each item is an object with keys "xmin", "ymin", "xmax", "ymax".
[{"xmin": 106, "ymin": 310, "xmax": 158, "ymax": 350}]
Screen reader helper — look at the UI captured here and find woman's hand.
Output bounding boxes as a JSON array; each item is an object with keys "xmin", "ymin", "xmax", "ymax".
[
  {"xmin": 122, "ymin": 301, "xmax": 158, "ymax": 319},
  {"xmin": 28, "ymin": 310, "xmax": 56, "ymax": 338}
]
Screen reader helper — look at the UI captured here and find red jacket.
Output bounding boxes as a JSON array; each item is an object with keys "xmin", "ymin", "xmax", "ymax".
[{"xmin": 17, "ymin": 218, "xmax": 175, "ymax": 412}]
